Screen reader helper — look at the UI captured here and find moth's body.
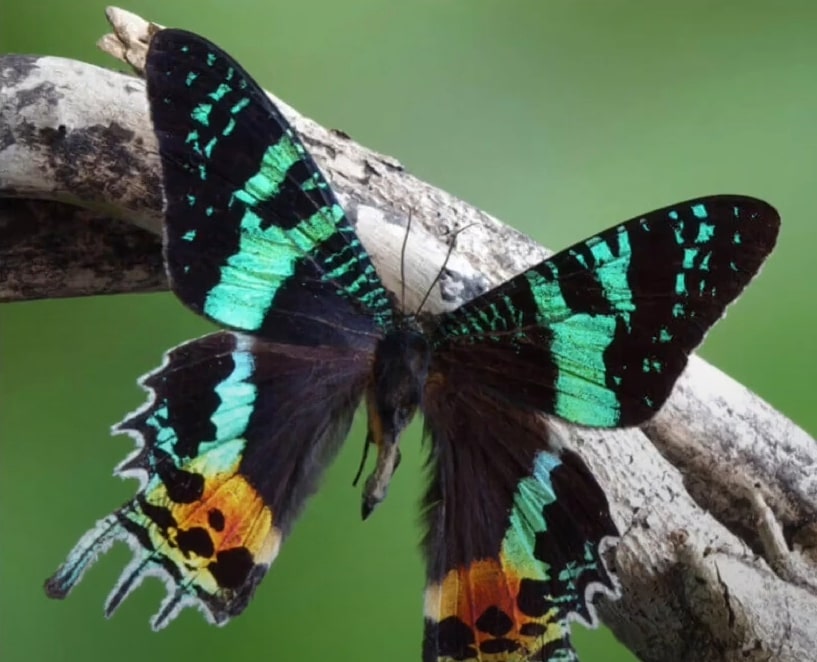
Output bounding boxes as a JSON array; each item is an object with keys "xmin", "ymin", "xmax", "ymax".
[
  {"xmin": 363, "ymin": 321, "xmax": 431, "ymax": 517},
  {"xmin": 45, "ymin": 28, "xmax": 780, "ymax": 662}
]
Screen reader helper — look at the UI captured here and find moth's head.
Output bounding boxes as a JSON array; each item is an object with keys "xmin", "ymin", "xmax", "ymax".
[{"xmin": 360, "ymin": 330, "xmax": 431, "ymax": 519}]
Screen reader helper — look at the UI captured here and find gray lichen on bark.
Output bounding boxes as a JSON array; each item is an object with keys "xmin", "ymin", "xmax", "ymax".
[{"xmin": 0, "ymin": 7, "xmax": 815, "ymax": 661}]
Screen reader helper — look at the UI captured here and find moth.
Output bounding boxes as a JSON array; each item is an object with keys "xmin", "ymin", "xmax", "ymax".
[{"xmin": 45, "ymin": 28, "xmax": 780, "ymax": 662}]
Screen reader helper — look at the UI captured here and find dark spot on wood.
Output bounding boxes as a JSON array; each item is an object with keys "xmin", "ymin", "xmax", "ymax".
[
  {"xmin": 0, "ymin": 199, "xmax": 165, "ymax": 302},
  {"xmin": 439, "ymin": 268, "xmax": 490, "ymax": 304},
  {"xmin": 14, "ymin": 81, "xmax": 63, "ymax": 113},
  {"xmin": 0, "ymin": 55, "xmax": 40, "ymax": 90},
  {"xmin": 38, "ymin": 124, "xmax": 67, "ymax": 146},
  {"xmin": 0, "ymin": 124, "xmax": 14, "ymax": 151},
  {"xmin": 14, "ymin": 119, "xmax": 38, "ymax": 146}
]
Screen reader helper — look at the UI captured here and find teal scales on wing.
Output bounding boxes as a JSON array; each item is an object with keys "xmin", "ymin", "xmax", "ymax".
[
  {"xmin": 44, "ymin": 28, "xmax": 780, "ymax": 661},
  {"xmin": 150, "ymin": 32, "xmax": 394, "ymax": 344}
]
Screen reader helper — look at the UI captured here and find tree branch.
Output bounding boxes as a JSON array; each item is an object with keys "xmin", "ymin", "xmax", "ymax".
[{"xmin": 1, "ymin": 7, "xmax": 815, "ymax": 661}]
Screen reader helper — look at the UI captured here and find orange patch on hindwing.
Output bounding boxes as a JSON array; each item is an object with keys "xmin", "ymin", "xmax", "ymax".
[
  {"xmin": 137, "ymin": 451, "xmax": 280, "ymax": 595},
  {"xmin": 424, "ymin": 556, "xmax": 564, "ymax": 661}
]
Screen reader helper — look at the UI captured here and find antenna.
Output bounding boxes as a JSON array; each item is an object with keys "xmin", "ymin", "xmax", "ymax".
[
  {"xmin": 400, "ymin": 208, "xmax": 413, "ymax": 314},
  {"xmin": 415, "ymin": 223, "xmax": 475, "ymax": 316}
]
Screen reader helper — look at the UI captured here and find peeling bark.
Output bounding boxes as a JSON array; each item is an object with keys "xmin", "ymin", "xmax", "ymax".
[{"xmin": 1, "ymin": 7, "xmax": 815, "ymax": 661}]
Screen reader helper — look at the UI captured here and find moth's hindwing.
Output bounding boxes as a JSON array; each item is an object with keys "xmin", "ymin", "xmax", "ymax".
[
  {"xmin": 146, "ymin": 29, "xmax": 394, "ymax": 345},
  {"xmin": 432, "ymin": 195, "xmax": 780, "ymax": 427},
  {"xmin": 46, "ymin": 331, "xmax": 369, "ymax": 627},
  {"xmin": 422, "ymin": 384, "xmax": 619, "ymax": 662}
]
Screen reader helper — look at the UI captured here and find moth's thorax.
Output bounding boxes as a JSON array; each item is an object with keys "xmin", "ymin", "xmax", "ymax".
[
  {"xmin": 371, "ymin": 327, "xmax": 431, "ymax": 422},
  {"xmin": 359, "ymin": 327, "xmax": 431, "ymax": 519}
]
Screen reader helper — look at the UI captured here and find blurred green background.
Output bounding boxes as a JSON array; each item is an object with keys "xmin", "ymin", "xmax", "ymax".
[{"xmin": 2, "ymin": 2, "xmax": 816, "ymax": 661}]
